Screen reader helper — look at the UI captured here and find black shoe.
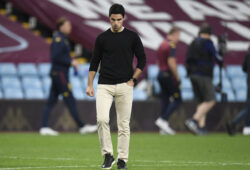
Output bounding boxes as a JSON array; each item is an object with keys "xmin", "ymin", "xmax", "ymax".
[
  {"xmin": 117, "ymin": 159, "xmax": 128, "ymax": 169},
  {"xmin": 185, "ymin": 119, "xmax": 200, "ymax": 135},
  {"xmin": 226, "ymin": 121, "xmax": 236, "ymax": 136},
  {"xmin": 102, "ymin": 153, "xmax": 115, "ymax": 169},
  {"xmin": 198, "ymin": 127, "xmax": 210, "ymax": 136}
]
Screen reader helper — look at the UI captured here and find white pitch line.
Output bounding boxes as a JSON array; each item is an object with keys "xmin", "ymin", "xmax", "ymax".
[
  {"xmin": 134, "ymin": 159, "xmax": 250, "ymax": 166},
  {"xmin": 1, "ymin": 156, "xmax": 250, "ymax": 168},
  {"xmin": 0, "ymin": 165, "xmax": 99, "ymax": 170},
  {"xmin": 1, "ymin": 163, "xmax": 250, "ymax": 170},
  {"xmin": 0, "ymin": 156, "xmax": 87, "ymax": 161}
]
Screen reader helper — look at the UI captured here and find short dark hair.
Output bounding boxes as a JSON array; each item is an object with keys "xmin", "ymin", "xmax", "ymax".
[
  {"xmin": 56, "ymin": 17, "xmax": 68, "ymax": 30},
  {"xmin": 109, "ymin": 4, "xmax": 125, "ymax": 17},
  {"xmin": 168, "ymin": 27, "xmax": 181, "ymax": 35},
  {"xmin": 199, "ymin": 22, "xmax": 212, "ymax": 35}
]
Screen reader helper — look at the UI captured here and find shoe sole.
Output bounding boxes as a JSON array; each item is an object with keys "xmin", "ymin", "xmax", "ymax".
[
  {"xmin": 40, "ymin": 133, "xmax": 58, "ymax": 136},
  {"xmin": 160, "ymin": 130, "xmax": 168, "ymax": 135},
  {"xmin": 155, "ymin": 121, "xmax": 167, "ymax": 131},
  {"xmin": 79, "ymin": 130, "xmax": 97, "ymax": 135},
  {"xmin": 184, "ymin": 121, "xmax": 199, "ymax": 135},
  {"xmin": 156, "ymin": 122, "xmax": 176, "ymax": 135},
  {"xmin": 79, "ymin": 127, "xmax": 98, "ymax": 135},
  {"xmin": 159, "ymin": 130, "xmax": 176, "ymax": 135},
  {"xmin": 102, "ymin": 160, "xmax": 115, "ymax": 169}
]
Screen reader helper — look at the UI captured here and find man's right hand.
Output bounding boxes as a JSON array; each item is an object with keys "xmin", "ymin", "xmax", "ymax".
[
  {"xmin": 71, "ymin": 59, "xmax": 79, "ymax": 70},
  {"xmin": 86, "ymin": 86, "xmax": 95, "ymax": 97}
]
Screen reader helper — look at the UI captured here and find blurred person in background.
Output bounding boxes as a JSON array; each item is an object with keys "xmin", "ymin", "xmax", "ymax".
[
  {"xmin": 185, "ymin": 23, "xmax": 222, "ymax": 135},
  {"xmin": 155, "ymin": 27, "xmax": 182, "ymax": 135},
  {"xmin": 40, "ymin": 17, "xmax": 97, "ymax": 136},
  {"xmin": 226, "ymin": 47, "xmax": 250, "ymax": 136}
]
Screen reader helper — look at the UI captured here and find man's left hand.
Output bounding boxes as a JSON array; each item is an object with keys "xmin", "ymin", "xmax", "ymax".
[
  {"xmin": 71, "ymin": 59, "xmax": 79, "ymax": 70},
  {"xmin": 127, "ymin": 79, "xmax": 134, "ymax": 87}
]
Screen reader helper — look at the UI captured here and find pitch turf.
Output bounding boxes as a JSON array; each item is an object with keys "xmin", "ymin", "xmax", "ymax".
[{"xmin": 0, "ymin": 133, "xmax": 249, "ymax": 170}]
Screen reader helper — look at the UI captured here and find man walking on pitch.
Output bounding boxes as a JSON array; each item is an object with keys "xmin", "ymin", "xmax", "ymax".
[
  {"xmin": 155, "ymin": 27, "xmax": 182, "ymax": 135},
  {"xmin": 226, "ymin": 47, "xmax": 250, "ymax": 136},
  {"xmin": 86, "ymin": 4, "xmax": 146, "ymax": 169},
  {"xmin": 185, "ymin": 23, "xmax": 222, "ymax": 135},
  {"xmin": 40, "ymin": 18, "xmax": 97, "ymax": 136}
]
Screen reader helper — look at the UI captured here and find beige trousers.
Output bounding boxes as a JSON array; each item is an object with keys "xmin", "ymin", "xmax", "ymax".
[{"xmin": 96, "ymin": 83, "xmax": 133, "ymax": 162}]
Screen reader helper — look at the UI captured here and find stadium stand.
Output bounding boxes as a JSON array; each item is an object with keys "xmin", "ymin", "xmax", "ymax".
[
  {"xmin": 17, "ymin": 63, "xmax": 38, "ymax": 76},
  {"xmin": 231, "ymin": 77, "xmax": 247, "ymax": 90},
  {"xmin": 226, "ymin": 65, "xmax": 246, "ymax": 78},
  {"xmin": 70, "ymin": 77, "xmax": 83, "ymax": 91},
  {"xmin": 133, "ymin": 89, "xmax": 148, "ymax": 101},
  {"xmin": 38, "ymin": 63, "xmax": 51, "ymax": 77},
  {"xmin": 235, "ymin": 89, "xmax": 247, "ymax": 102},
  {"xmin": 41, "ymin": 76, "xmax": 51, "ymax": 98},
  {"xmin": 0, "ymin": 62, "xmax": 148, "ymax": 100},
  {"xmin": 181, "ymin": 90, "xmax": 194, "ymax": 101},
  {"xmin": 213, "ymin": 65, "xmax": 227, "ymax": 78},
  {"xmin": 1, "ymin": 76, "xmax": 21, "ymax": 89},
  {"xmin": 22, "ymin": 76, "xmax": 42, "ymax": 90},
  {"xmin": 0, "ymin": 62, "xmax": 247, "ymax": 102},
  {"xmin": 153, "ymin": 80, "xmax": 161, "ymax": 95},
  {"xmin": 24, "ymin": 88, "xmax": 44, "ymax": 99},
  {"xmin": 213, "ymin": 77, "xmax": 232, "ymax": 91},
  {"xmin": 78, "ymin": 63, "xmax": 90, "ymax": 78},
  {"xmin": 0, "ymin": 63, "xmax": 17, "ymax": 76},
  {"xmin": 181, "ymin": 78, "xmax": 192, "ymax": 90},
  {"xmin": 72, "ymin": 87, "xmax": 85, "ymax": 100},
  {"xmin": 177, "ymin": 64, "xmax": 187, "ymax": 78},
  {"xmin": 0, "ymin": 0, "xmax": 247, "ymax": 104},
  {"xmin": 3, "ymin": 87, "xmax": 23, "ymax": 99},
  {"xmin": 147, "ymin": 64, "xmax": 159, "ymax": 80},
  {"xmin": 147, "ymin": 64, "xmax": 161, "ymax": 95}
]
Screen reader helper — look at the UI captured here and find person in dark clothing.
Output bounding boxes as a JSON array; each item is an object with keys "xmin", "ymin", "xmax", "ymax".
[
  {"xmin": 226, "ymin": 49, "xmax": 250, "ymax": 136},
  {"xmin": 86, "ymin": 4, "xmax": 146, "ymax": 169},
  {"xmin": 185, "ymin": 23, "xmax": 222, "ymax": 135},
  {"xmin": 155, "ymin": 27, "xmax": 182, "ymax": 135},
  {"xmin": 40, "ymin": 18, "xmax": 97, "ymax": 136}
]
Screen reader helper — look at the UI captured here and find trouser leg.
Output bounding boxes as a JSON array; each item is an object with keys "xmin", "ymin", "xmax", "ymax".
[
  {"xmin": 42, "ymin": 82, "xmax": 58, "ymax": 127},
  {"xmin": 63, "ymin": 92, "xmax": 84, "ymax": 127},
  {"xmin": 96, "ymin": 85, "xmax": 115, "ymax": 156},
  {"xmin": 115, "ymin": 83, "xmax": 133, "ymax": 162}
]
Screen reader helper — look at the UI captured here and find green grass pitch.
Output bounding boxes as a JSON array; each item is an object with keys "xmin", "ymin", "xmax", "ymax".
[{"xmin": 0, "ymin": 133, "xmax": 249, "ymax": 170}]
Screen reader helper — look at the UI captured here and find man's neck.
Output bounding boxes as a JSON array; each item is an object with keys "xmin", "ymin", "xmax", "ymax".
[
  {"xmin": 111, "ymin": 26, "xmax": 124, "ymax": 33},
  {"xmin": 59, "ymin": 31, "xmax": 67, "ymax": 36},
  {"xmin": 200, "ymin": 33, "xmax": 210, "ymax": 39}
]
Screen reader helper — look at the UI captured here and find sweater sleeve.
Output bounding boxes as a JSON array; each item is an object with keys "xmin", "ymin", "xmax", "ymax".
[
  {"xmin": 207, "ymin": 40, "xmax": 223, "ymax": 65},
  {"xmin": 89, "ymin": 36, "xmax": 102, "ymax": 72},
  {"xmin": 134, "ymin": 34, "xmax": 146, "ymax": 71}
]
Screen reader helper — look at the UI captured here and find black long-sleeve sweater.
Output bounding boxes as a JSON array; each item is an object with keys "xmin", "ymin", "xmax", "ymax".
[{"xmin": 89, "ymin": 28, "xmax": 146, "ymax": 84}]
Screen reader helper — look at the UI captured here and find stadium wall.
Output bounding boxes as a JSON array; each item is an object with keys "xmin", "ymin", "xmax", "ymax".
[{"xmin": 0, "ymin": 100, "xmax": 245, "ymax": 132}]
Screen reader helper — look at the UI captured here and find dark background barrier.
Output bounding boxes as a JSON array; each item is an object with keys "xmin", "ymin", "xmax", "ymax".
[{"xmin": 0, "ymin": 100, "xmax": 246, "ymax": 132}]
